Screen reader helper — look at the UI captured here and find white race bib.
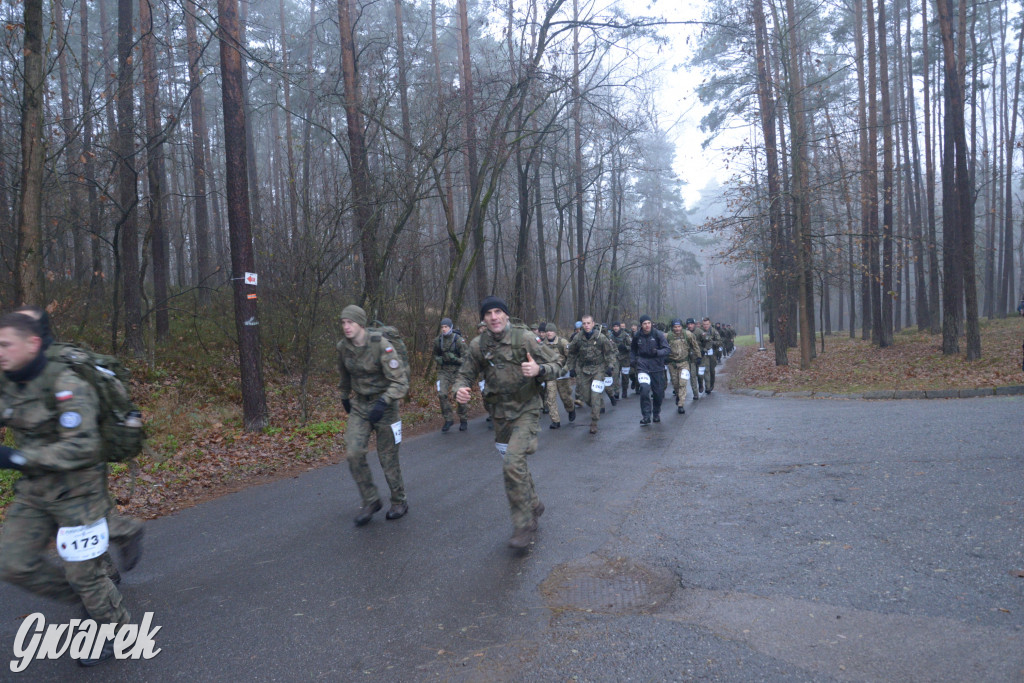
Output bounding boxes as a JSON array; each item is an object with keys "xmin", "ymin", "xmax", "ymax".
[
  {"xmin": 603, "ymin": 376, "xmax": 613, "ymax": 387},
  {"xmin": 436, "ymin": 380, "xmax": 441, "ymax": 392},
  {"xmin": 706, "ymin": 349, "xmax": 714, "ymax": 356},
  {"xmin": 681, "ymin": 369, "xmax": 690, "ymax": 381},
  {"xmin": 495, "ymin": 442, "xmax": 508, "ymax": 457},
  {"xmin": 698, "ymin": 366, "xmax": 705, "ymax": 376},
  {"xmin": 590, "ymin": 379, "xmax": 606, "ymax": 393},
  {"xmin": 638, "ymin": 372, "xmax": 651, "ymax": 385},
  {"xmin": 56, "ymin": 518, "xmax": 109, "ymax": 562},
  {"xmin": 478, "ymin": 381, "xmax": 486, "ymax": 392},
  {"xmin": 620, "ymin": 366, "xmax": 630, "ymax": 374},
  {"xmin": 718, "ymin": 346, "xmax": 723, "ymax": 353},
  {"xmin": 391, "ymin": 420, "xmax": 402, "ymax": 444}
]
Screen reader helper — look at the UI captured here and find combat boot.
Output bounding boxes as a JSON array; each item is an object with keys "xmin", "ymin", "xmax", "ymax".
[
  {"xmin": 354, "ymin": 500, "xmax": 382, "ymax": 526},
  {"xmin": 459, "ymin": 420, "xmax": 468, "ymax": 432},
  {"xmin": 385, "ymin": 502, "xmax": 408, "ymax": 520},
  {"xmin": 608, "ymin": 393, "xmax": 617, "ymax": 406},
  {"xmin": 549, "ymin": 422, "xmax": 560, "ymax": 429},
  {"xmin": 589, "ymin": 422, "xmax": 598, "ymax": 434},
  {"xmin": 508, "ymin": 527, "xmax": 535, "ymax": 549},
  {"xmin": 441, "ymin": 420, "xmax": 453, "ymax": 433},
  {"xmin": 677, "ymin": 406, "xmax": 685, "ymax": 414},
  {"xmin": 568, "ymin": 409, "xmax": 576, "ymax": 422}
]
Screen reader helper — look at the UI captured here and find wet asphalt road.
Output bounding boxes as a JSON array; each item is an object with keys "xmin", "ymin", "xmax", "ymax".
[{"xmin": 1, "ymin": 356, "xmax": 1022, "ymax": 682}]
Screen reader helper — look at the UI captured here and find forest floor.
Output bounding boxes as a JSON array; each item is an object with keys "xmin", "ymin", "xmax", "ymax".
[
  {"xmin": 731, "ymin": 316, "xmax": 1024, "ymax": 393},
  {"xmin": 0, "ymin": 338, "xmax": 485, "ymax": 522}
]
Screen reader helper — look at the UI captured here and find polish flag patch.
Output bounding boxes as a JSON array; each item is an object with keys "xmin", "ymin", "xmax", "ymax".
[
  {"xmin": 385, "ymin": 346, "xmax": 394, "ymax": 353},
  {"xmin": 55, "ymin": 391, "xmax": 74, "ymax": 402}
]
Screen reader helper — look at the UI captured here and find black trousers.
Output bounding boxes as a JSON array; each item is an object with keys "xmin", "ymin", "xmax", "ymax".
[{"xmin": 639, "ymin": 369, "xmax": 667, "ymax": 419}]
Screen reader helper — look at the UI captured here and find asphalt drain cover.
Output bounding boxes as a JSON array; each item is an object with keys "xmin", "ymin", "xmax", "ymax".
[{"xmin": 540, "ymin": 554, "xmax": 677, "ymax": 615}]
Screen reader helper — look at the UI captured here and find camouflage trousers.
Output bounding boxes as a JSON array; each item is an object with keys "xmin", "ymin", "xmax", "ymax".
[
  {"xmin": 493, "ymin": 409, "xmax": 542, "ymax": 532},
  {"xmin": 437, "ymin": 366, "xmax": 467, "ymax": 422},
  {"xmin": 0, "ymin": 476, "xmax": 130, "ymax": 626},
  {"xmin": 688, "ymin": 360, "xmax": 703, "ymax": 396},
  {"xmin": 612, "ymin": 359, "xmax": 630, "ymax": 397},
  {"xmin": 577, "ymin": 371, "xmax": 607, "ymax": 424},
  {"xmin": 544, "ymin": 377, "xmax": 573, "ymax": 423},
  {"xmin": 668, "ymin": 362, "xmax": 689, "ymax": 406},
  {"xmin": 345, "ymin": 398, "xmax": 406, "ymax": 506},
  {"xmin": 702, "ymin": 354, "xmax": 717, "ymax": 391}
]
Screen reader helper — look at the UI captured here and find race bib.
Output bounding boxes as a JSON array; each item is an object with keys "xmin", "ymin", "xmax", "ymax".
[
  {"xmin": 718, "ymin": 346, "xmax": 723, "ymax": 353},
  {"xmin": 706, "ymin": 349, "xmax": 714, "ymax": 356},
  {"xmin": 391, "ymin": 421, "xmax": 402, "ymax": 444},
  {"xmin": 681, "ymin": 369, "xmax": 690, "ymax": 381},
  {"xmin": 56, "ymin": 518, "xmax": 109, "ymax": 562},
  {"xmin": 620, "ymin": 366, "xmax": 630, "ymax": 374},
  {"xmin": 436, "ymin": 380, "xmax": 441, "ymax": 392},
  {"xmin": 698, "ymin": 366, "xmax": 705, "ymax": 376},
  {"xmin": 495, "ymin": 442, "xmax": 508, "ymax": 457},
  {"xmin": 478, "ymin": 381, "xmax": 486, "ymax": 392},
  {"xmin": 603, "ymin": 376, "xmax": 613, "ymax": 386},
  {"xmin": 590, "ymin": 379, "xmax": 606, "ymax": 393},
  {"xmin": 638, "ymin": 372, "xmax": 651, "ymax": 385}
]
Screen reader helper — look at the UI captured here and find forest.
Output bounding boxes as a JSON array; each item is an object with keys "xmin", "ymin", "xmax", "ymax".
[{"xmin": 0, "ymin": 0, "xmax": 1021, "ymax": 427}]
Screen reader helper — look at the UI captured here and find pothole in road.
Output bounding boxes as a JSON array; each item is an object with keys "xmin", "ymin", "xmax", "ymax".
[{"xmin": 540, "ymin": 553, "xmax": 677, "ymax": 615}]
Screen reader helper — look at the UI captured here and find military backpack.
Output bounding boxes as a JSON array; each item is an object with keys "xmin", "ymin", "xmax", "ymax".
[
  {"xmin": 42, "ymin": 343, "xmax": 145, "ymax": 462},
  {"xmin": 368, "ymin": 326, "xmax": 411, "ymax": 398}
]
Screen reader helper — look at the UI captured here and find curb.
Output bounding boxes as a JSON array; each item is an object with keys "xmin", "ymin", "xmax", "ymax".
[{"xmin": 729, "ymin": 385, "xmax": 1024, "ymax": 401}]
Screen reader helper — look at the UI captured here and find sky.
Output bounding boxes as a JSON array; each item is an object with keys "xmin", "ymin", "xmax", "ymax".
[{"xmin": 617, "ymin": 0, "xmax": 734, "ymax": 208}]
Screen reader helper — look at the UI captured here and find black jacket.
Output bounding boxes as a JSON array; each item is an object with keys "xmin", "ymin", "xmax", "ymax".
[{"xmin": 629, "ymin": 328, "xmax": 669, "ymax": 373}]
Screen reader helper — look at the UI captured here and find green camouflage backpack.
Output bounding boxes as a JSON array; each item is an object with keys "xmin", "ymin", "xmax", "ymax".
[
  {"xmin": 44, "ymin": 343, "xmax": 145, "ymax": 462},
  {"xmin": 368, "ymin": 326, "xmax": 410, "ymax": 398}
]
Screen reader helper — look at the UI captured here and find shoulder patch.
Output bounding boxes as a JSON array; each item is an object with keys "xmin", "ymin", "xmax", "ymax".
[
  {"xmin": 55, "ymin": 390, "xmax": 74, "ymax": 402},
  {"xmin": 388, "ymin": 359, "xmax": 400, "ymax": 369},
  {"xmin": 59, "ymin": 412, "xmax": 83, "ymax": 429},
  {"xmin": 384, "ymin": 346, "xmax": 394, "ymax": 354}
]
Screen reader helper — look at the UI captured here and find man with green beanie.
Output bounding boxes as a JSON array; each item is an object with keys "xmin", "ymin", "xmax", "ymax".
[
  {"xmin": 434, "ymin": 317, "xmax": 468, "ymax": 432},
  {"xmin": 337, "ymin": 305, "xmax": 410, "ymax": 525}
]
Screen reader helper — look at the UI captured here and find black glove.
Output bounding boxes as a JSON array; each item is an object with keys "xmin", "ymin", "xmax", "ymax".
[
  {"xmin": 569, "ymin": 370, "xmax": 576, "ymax": 378},
  {"xmin": 341, "ymin": 399, "xmax": 352, "ymax": 415},
  {"xmin": 0, "ymin": 446, "xmax": 26, "ymax": 471},
  {"xmin": 367, "ymin": 398, "xmax": 388, "ymax": 424},
  {"xmin": 606, "ymin": 367, "xmax": 614, "ymax": 377}
]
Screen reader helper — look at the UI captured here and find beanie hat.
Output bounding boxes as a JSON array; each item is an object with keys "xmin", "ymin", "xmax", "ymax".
[
  {"xmin": 441, "ymin": 317, "xmax": 453, "ymax": 328},
  {"xmin": 685, "ymin": 318, "xmax": 696, "ymax": 325},
  {"xmin": 341, "ymin": 304, "xmax": 368, "ymax": 327},
  {"xmin": 671, "ymin": 319, "xmax": 683, "ymax": 327},
  {"xmin": 639, "ymin": 315, "xmax": 652, "ymax": 325},
  {"xmin": 575, "ymin": 321, "xmax": 583, "ymax": 329},
  {"xmin": 479, "ymin": 295, "xmax": 509, "ymax": 320}
]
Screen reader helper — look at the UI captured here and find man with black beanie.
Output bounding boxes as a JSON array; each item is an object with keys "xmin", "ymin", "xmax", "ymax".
[{"xmin": 629, "ymin": 315, "xmax": 670, "ymax": 425}]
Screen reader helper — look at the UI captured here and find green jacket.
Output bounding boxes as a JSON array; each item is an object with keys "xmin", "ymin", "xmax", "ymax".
[
  {"xmin": 0, "ymin": 357, "xmax": 106, "ymax": 497},
  {"xmin": 566, "ymin": 330, "xmax": 617, "ymax": 376},
  {"xmin": 434, "ymin": 332, "xmax": 468, "ymax": 368},
  {"xmin": 337, "ymin": 334, "xmax": 410, "ymax": 405},
  {"xmin": 454, "ymin": 324, "xmax": 562, "ymax": 420}
]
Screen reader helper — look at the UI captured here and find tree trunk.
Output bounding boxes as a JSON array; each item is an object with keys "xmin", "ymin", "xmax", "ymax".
[
  {"xmin": 185, "ymin": 0, "xmax": 214, "ymax": 304},
  {"xmin": 877, "ymin": 0, "xmax": 894, "ymax": 346},
  {"xmin": 141, "ymin": 0, "xmax": 169, "ymax": 339},
  {"xmin": 16, "ymin": 0, "xmax": 44, "ymax": 305},
  {"xmin": 923, "ymin": 0, "xmax": 941, "ymax": 334},
  {"xmin": 337, "ymin": 0, "xmax": 379, "ymax": 309},
  {"xmin": 572, "ymin": 0, "xmax": 586, "ymax": 316},
  {"xmin": 117, "ymin": 0, "xmax": 144, "ymax": 356},
  {"xmin": 999, "ymin": 17, "xmax": 1023, "ymax": 315},
  {"xmin": 80, "ymin": 0, "xmax": 104, "ymax": 300},
  {"xmin": 752, "ymin": 0, "xmax": 788, "ymax": 365},
  {"xmin": 218, "ymin": 0, "xmax": 269, "ymax": 430},
  {"xmin": 457, "ymin": 0, "xmax": 487, "ymax": 301}
]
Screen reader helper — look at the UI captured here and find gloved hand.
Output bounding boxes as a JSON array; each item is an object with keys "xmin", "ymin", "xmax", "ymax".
[
  {"xmin": 341, "ymin": 399, "xmax": 352, "ymax": 415},
  {"xmin": 606, "ymin": 367, "xmax": 614, "ymax": 377},
  {"xmin": 0, "ymin": 446, "xmax": 26, "ymax": 471},
  {"xmin": 367, "ymin": 398, "xmax": 388, "ymax": 424},
  {"xmin": 569, "ymin": 370, "xmax": 576, "ymax": 378}
]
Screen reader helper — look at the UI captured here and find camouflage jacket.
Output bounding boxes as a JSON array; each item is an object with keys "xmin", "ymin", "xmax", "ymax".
[
  {"xmin": 566, "ymin": 330, "xmax": 617, "ymax": 376},
  {"xmin": 542, "ymin": 335, "xmax": 570, "ymax": 367},
  {"xmin": 337, "ymin": 334, "xmax": 410, "ymax": 405},
  {"xmin": 0, "ymin": 356, "xmax": 106, "ymax": 495},
  {"xmin": 434, "ymin": 332, "xmax": 468, "ymax": 368},
  {"xmin": 696, "ymin": 326, "xmax": 721, "ymax": 355},
  {"xmin": 610, "ymin": 329, "xmax": 633, "ymax": 360},
  {"xmin": 667, "ymin": 330, "xmax": 701, "ymax": 364},
  {"xmin": 454, "ymin": 324, "xmax": 562, "ymax": 420}
]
